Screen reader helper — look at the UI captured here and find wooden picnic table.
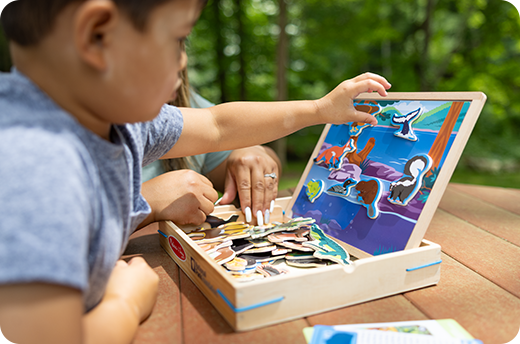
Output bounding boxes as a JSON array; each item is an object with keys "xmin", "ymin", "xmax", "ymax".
[{"xmin": 123, "ymin": 183, "xmax": 520, "ymax": 344}]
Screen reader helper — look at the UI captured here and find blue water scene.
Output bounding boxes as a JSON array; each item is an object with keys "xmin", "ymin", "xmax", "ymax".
[{"xmin": 291, "ymin": 100, "xmax": 471, "ymax": 256}]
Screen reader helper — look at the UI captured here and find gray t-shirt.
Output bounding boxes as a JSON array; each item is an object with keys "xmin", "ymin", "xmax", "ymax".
[
  {"xmin": 0, "ymin": 69, "xmax": 182, "ymax": 311},
  {"xmin": 141, "ymin": 90, "xmax": 231, "ymax": 182}
]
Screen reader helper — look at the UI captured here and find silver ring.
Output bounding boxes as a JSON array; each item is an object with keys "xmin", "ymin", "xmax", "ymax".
[{"xmin": 264, "ymin": 173, "xmax": 277, "ymax": 179}]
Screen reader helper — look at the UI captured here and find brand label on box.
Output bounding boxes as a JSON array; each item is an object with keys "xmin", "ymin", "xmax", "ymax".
[{"xmin": 168, "ymin": 236, "xmax": 186, "ymax": 261}]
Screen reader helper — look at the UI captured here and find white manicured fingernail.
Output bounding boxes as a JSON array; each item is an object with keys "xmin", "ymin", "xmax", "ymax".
[
  {"xmin": 256, "ymin": 210, "xmax": 264, "ymax": 226},
  {"xmin": 264, "ymin": 210, "xmax": 270, "ymax": 224},
  {"xmin": 215, "ymin": 197, "xmax": 223, "ymax": 205},
  {"xmin": 270, "ymin": 200, "xmax": 274, "ymax": 213},
  {"xmin": 245, "ymin": 207, "xmax": 252, "ymax": 223}
]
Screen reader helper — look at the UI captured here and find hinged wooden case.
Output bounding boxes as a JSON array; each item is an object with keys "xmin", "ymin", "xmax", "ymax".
[{"xmin": 159, "ymin": 92, "xmax": 486, "ymax": 331}]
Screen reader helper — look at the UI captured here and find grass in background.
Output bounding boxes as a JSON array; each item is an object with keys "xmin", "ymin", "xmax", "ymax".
[{"xmin": 278, "ymin": 161, "xmax": 520, "ymax": 192}]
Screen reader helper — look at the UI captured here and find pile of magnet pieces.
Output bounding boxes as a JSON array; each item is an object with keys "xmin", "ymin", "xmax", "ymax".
[{"xmin": 187, "ymin": 217, "xmax": 354, "ymax": 283}]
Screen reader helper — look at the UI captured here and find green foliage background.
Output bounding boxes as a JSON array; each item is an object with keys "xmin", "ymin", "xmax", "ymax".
[
  {"xmin": 185, "ymin": 0, "xmax": 520, "ymax": 177},
  {"xmin": 1, "ymin": 0, "xmax": 519, "ymax": 186}
]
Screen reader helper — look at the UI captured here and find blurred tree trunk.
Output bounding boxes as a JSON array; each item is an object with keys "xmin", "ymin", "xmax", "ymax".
[
  {"xmin": 235, "ymin": 0, "xmax": 247, "ymax": 100},
  {"xmin": 213, "ymin": 0, "xmax": 228, "ymax": 103},
  {"xmin": 415, "ymin": 0, "xmax": 435, "ymax": 91},
  {"xmin": 271, "ymin": 0, "xmax": 288, "ymax": 167}
]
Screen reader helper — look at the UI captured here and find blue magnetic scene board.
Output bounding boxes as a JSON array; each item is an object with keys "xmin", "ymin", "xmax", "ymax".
[{"xmin": 288, "ymin": 92, "xmax": 486, "ymax": 257}]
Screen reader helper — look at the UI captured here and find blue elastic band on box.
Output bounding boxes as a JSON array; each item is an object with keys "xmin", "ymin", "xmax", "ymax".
[
  {"xmin": 157, "ymin": 230, "xmax": 168, "ymax": 238},
  {"xmin": 406, "ymin": 260, "xmax": 442, "ymax": 271},
  {"xmin": 217, "ymin": 289, "xmax": 284, "ymax": 313}
]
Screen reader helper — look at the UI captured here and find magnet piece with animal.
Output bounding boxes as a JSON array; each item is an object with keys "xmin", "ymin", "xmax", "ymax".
[
  {"xmin": 388, "ymin": 154, "xmax": 433, "ymax": 206},
  {"xmin": 355, "ymin": 178, "xmax": 383, "ymax": 220},
  {"xmin": 391, "ymin": 108, "xmax": 423, "ymax": 141},
  {"xmin": 314, "ymin": 139, "xmax": 356, "ymax": 170},
  {"xmin": 327, "ymin": 178, "xmax": 357, "ymax": 196},
  {"xmin": 306, "ymin": 179, "xmax": 325, "ymax": 203},
  {"xmin": 302, "ymin": 225, "xmax": 352, "ymax": 265}
]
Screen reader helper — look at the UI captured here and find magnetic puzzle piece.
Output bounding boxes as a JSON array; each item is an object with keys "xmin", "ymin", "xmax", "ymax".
[
  {"xmin": 246, "ymin": 238, "xmax": 273, "ymax": 248},
  {"xmin": 248, "ymin": 224, "xmax": 277, "ymax": 239},
  {"xmin": 271, "ymin": 247, "xmax": 291, "ymax": 256},
  {"xmin": 227, "ymin": 271, "xmax": 264, "ymax": 283},
  {"xmin": 249, "ymin": 217, "xmax": 315, "ymax": 239},
  {"xmin": 355, "ymin": 178, "xmax": 383, "ymax": 220},
  {"xmin": 224, "ymin": 256, "xmax": 257, "ymax": 272},
  {"xmin": 274, "ymin": 217, "xmax": 316, "ymax": 231},
  {"xmin": 391, "ymin": 108, "xmax": 422, "ymax": 141},
  {"xmin": 208, "ymin": 246, "xmax": 236, "ymax": 265},
  {"xmin": 286, "ymin": 257, "xmax": 330, "ymax": 268},
  {"xmin": 306, "ymin": 179, "xmax": 324, "ymax": 203},
  {"xmin": 205, "ymin": 214, "xmax": 240, "ymax": 228},
  {"xmin": 197, "ymin": 240, "xmax": 232, "ymax": 254},
  {"xmin": 353, "ymin": 100, "xmax": 382, "ymax": 118},
  {"xmin": 188, "ymin": 222, "xmax": 252, "ymax": 244},
  {"xmin": 302, "ymin": 225, "xmax": 352, "ymax": 265},
  {"xmin": 276, "ymin": 240, "xmax": 315, "ymax": 252},
  {"xmin": 267, "ymin": 228, "xmax": 310, "ymax": 243},
  {"xmin": 244, "ymin": 244, "xmax": 277, "ymax": 254},
  {"xmin": 388, "ymin": 154, "xmax": 433, "ymax": 206},
  {"xmin": 256, "ymin": 264, "xmax": 288, "ymax": 278},
  {"xmin": 314, "ymin": 139, "xmax": 356, "ymax": 170},
  {"xmin": 224, "ymin": 257, "xmax": 249, "ymax": 271},
  {"xmin": 239, "ymin": 252, "xmax": 286, "ymax": 264},
  {"xmin": 284, "ymin": 251, "xmax": 316, "ymax": 260},
  {"xmin": 230, "ymin": 238, "xmax": 255, "ymax": 255},
  {"xmin": 348, "ymin": 122, "xmax": 373, "ymax": 138},
  {"xmin": 327, "ymin": 178, "xmax": 357, "ymax": 196}
]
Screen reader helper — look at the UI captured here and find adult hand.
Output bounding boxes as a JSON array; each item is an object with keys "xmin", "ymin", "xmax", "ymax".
[
  {"xmin": 316, "ymin": 72, "xmax": 391, "ymax": 126},
  {"xmin": 140, "ymin": 169, "xmax": 219, "ymax": 227},
  {"xmin": 211, "ymin": 146, "xmax": 281, "ymax": 225}
]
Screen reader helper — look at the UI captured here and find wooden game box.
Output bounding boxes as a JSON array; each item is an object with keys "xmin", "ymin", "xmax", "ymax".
[{"xmin": 159, "ymin": 92, "xmax": 486, "ymax": 331}]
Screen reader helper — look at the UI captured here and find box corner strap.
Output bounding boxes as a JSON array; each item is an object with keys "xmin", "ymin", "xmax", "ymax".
[
  {"xmin": 406, "ymin": 260, "xmax": 442, "ymax": 272},
  {"xmin": 217, "ymin": 289, "xmax": 284, "ymax": 313}
]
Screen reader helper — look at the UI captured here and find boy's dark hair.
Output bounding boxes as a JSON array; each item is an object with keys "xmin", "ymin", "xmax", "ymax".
[{"xmin": 1, "ymin": 0, "xmax": 205, "ymax": 46}]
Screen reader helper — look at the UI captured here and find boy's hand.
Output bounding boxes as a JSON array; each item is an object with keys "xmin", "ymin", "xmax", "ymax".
[
  {"xmin": 103, "ymin": 258, "xmax": 159, "ymax": 323},
  {"xmin": 316, "ymin": 73, "xmax": 391, "ymax": 126},
  {"xmin": 140, "ymin": 170, "xmax": 219, "ymax": 226}
]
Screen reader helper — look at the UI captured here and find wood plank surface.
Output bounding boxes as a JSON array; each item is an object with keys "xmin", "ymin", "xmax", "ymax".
[
  {"xmin": 125, "ymin": 184, "xmax": 520, "ymax": 344},
  {"xmin": 306, "ymin": 295, "xmax": 429, "ymax": 326},
  {"xmin": 124, "ymin": 224, "xmax": 183, "ymax": 344},
  {"xmin": 438, "ymin": 186, "xmax": 520, "ymax": 246},
  {"xmin": 449, "ymin": 183, "xmax": 520, "ymax": 216},
  {"xmin": 404, "ymin": 253, "xmax": 520, "ymax": 344},
  {"xmin": 424, "ymin": 208, "xmax": 520, "ymax": 297},
  {"xmin": 179, "ymin": 271, "xmax": 310, "ymax": 344}
]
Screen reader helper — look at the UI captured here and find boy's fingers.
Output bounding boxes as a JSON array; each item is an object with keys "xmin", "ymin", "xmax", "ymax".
[
  {"xmin": 355, "ymin": 79, "xmax": 388, "ymax": 97},
  {"xmin": 127, "ymin": 257, "xmax": 146, "ymax": 265},
  {"xmin": 354, "ymin": 72, "xmax": 392, "ymax": 89},
  {"xmin": 353, "ymin": 111, "xmax": 378, "ymax": 126},
  {"xmin": 115, "ymin": 260, "xmax": 128, "ymax": 268}
]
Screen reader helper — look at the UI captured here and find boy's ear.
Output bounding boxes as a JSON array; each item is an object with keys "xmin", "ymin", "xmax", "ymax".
[{"xmin": 74, "ymin": 0, "xmax": 119, "ymax": 71}]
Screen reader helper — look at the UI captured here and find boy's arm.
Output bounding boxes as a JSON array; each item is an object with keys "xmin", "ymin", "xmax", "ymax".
[
  {"xmin": 166, "ymin": 73, "xmax": 390, "ymax": 158},
  {"xmin": 138, "ymin": 169, "xmax": 219, "ymax": 228},
  {"xmin": 0, "ymin": 283, "xmax": 83, "ymax": 344},
  {"xmin": 0, "ymin": 258, "xmax": 158, "ymax": 344}
]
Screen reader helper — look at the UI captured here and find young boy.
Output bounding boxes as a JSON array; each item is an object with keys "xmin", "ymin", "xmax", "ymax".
[{"xmin": 0, "ymin": 0, "xmax": 391, "ymax": 343}]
